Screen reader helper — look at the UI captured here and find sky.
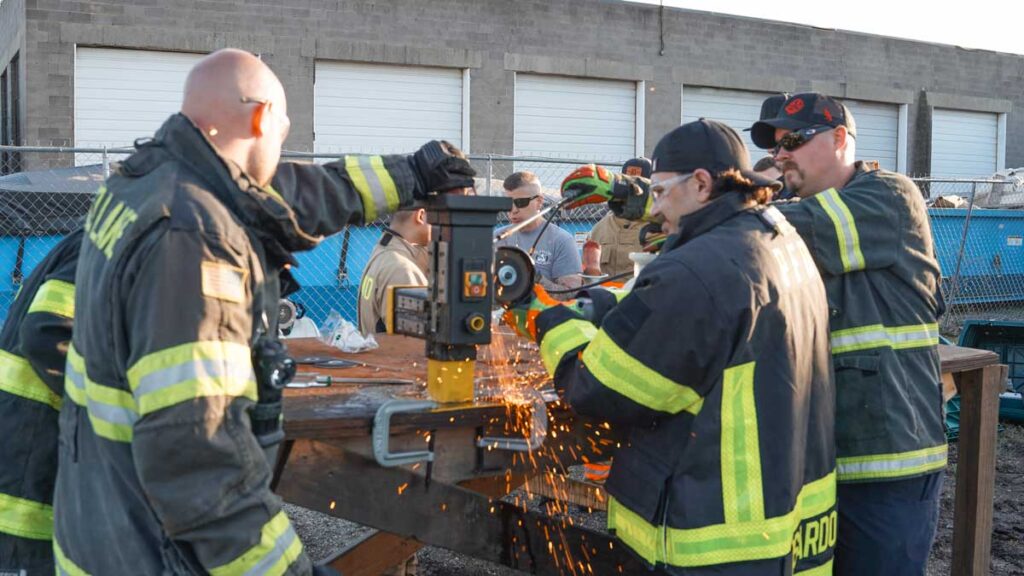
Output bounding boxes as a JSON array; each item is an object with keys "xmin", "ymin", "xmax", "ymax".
[{"xmin": 629, "ymin": 0, "xmax": 1024, "ymax": 56}]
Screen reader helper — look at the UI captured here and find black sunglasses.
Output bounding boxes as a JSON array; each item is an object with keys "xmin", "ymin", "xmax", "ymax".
[
  {"xmin": 773, "ymin": 125, "xmax": 833, "ymax": 154},
  {"xmin": 512, "ymin": 195, "xmax": 540, "ymax": 209}
]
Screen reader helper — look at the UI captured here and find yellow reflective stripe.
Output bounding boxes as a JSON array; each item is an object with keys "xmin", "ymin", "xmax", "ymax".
[
  {"xmin": 0, "ymin": 492, "xmax": 53, "ymax": 540},
  {"xmin": 209, "ymin": 510, "xmax": 304, "ymax": 576},
  {"xmin": 54, "ymin": 539, "xmax": 91, "ymax": 576},
  {"xmin": 346, "ymin": 155, "xmax": 396, "ymax": 222},
  {"xmin": 796, "ymin": 559, "xmax": 834, "ymax": 576},
  {"xmin": 607, "ymin": 497, "xmax": 663, "ymax": 565},
  {"xmin": 837, "ymin": 444, "xmax": 947, "ymax": 481},
  {"xmin": 813, "ymin": 188, "xmax": 865, "ymax": 272},
  {"xmin": 608, "ymin": 471, "xmax": 836, "ymax": 568},
  {"xmin": 65, "ymin": 345, "xmax": 136, "ymax": 443},
  {"xmin": 127, "ymin": 341, "xmax": 256, "ymax": 417},
  {"xmin": 720, "ymin": 362, "xmax": 764, "ymax": 524},
  {"xmin": 28, "ymin": 279, "xmax": 75, "ymax": 319},
  {"xmin": 582, "ymin": 330, "xmax": 703, "ymax": 415},
  {"xmin": 369, "ymin": 156, "xmax": 400, "ymax": 214},
  {"xmin": 539, "ymin": 319, "xmax": 596, "ymax": 374},
  {"xmin": 345, "ymin": 155, "xmax": 380, "ymax": 222},
  {"xmin": 0, "ymin": 349, "xmax": 61, "ymax": 410},
  {"xmin": 830, "ymin": 322, "xmax": 939, "ymax": 355}
]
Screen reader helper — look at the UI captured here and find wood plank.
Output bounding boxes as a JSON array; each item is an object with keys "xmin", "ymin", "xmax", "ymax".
[
  {"xmin": 323, "ymin": 531, "xmax": 423, "ymax": 576},
  {"xmin": 951, "ymin": 364, "xmax": 1005, "ymax": 576},
  {"xmin": 939, "ymin": 344, "xmax": 1000, "ymax": 375}
]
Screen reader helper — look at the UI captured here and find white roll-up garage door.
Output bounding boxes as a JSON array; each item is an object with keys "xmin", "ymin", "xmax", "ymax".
[
  {"xmin": 514, "ymin": 74, "xmax": 636, "ymax": 164},
  {"xmin": 314, "ymin": 62, "xmax": 464, "ymax": 155},
  {"xmin": 931, "ymin": 109, "xmax": 999, "ymax": 178},
  {"xmin": 681, "ymin": 86, "xmax": 772, "ymax": 156},
  {"xmin": 75, "ymin": 48, "xmax": 203, "ymax": 149},
  {"xmin": 842, "ymin": 100, "xmax": 899, "ymax": 172}
]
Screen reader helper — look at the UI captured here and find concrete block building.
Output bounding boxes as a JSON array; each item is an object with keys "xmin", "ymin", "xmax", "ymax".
[{"xmin": 2, "ymin": 0, "xmax": 1023, "ymax": 178}]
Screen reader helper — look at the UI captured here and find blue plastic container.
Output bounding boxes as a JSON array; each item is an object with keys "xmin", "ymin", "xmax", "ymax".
[{"xmin": 929, "ymin": 208, "xmax": 1024, "ymax": 305}]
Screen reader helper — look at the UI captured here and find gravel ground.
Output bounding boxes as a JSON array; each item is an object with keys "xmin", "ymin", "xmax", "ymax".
[
  {"xmin": 926, "ymin": 422, "xmax": 1024, "ymax": 576},
  {"xmin": 289, "ymin": 423, "xmax": 1024, "ymax": 575}
]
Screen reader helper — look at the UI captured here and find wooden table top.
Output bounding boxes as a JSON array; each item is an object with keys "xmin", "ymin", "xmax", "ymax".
[
  {"xmin": 281, "ymin": 338, "xmax": 1002, "ymax": 440},
  {"xmin": 939, "ymin": 344, "xmax": 1000, "ymax": 374},
  {"xmin": 282, "ymin": 334, "xmax": 550, "ymax": 439}
]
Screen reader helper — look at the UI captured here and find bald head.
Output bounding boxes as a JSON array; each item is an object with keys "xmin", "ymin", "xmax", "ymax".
[
  {"xmin": 182, "ymin": 49, "xmax": 285, "ymax": 127},
  {"xmin": 181, "ymin": 49, "xmax": 290, "ymax": 186}
]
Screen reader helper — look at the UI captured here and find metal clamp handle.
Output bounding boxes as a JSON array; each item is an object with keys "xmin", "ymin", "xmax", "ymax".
[
  {"xmin": 372, "ymin": 399, "xmax": 439, "ymax": 467},
  {"xmin": 476, "ymin": 395, "xmax": 547, "ymax": 452}
]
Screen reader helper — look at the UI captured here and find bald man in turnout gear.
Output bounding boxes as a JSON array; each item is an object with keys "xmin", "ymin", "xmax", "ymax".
[
  {"xmin": 506, "ymin": 120, "xmax": 837, "ymax": 575},
  {"xmin": 53, "ymin": 49, "xmax": 474, "ymax": 576},
  {"xmin": 751, "ymin": 93, "xmax": 947, "ymax": 576}
]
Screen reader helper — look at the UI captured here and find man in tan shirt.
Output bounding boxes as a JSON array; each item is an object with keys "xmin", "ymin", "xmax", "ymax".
[
  {"xmin": 358, "ymin": 208, "xmax": 430, "ymax": 334},
  {"xmin": 584, "ymin": 158, "xmax": 651, "ymax": 278}
]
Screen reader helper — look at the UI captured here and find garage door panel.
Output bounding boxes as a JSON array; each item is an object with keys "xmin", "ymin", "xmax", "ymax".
[
  {"xmin": 931, "ymin": 108, "xmax": 998, "ymax": 178},
  {"xmin": 326, "ymin": 83, "xmax": 462, "ymax": 100},
  {"xmin": 682, "ymin": 87, "xmax": 774, "ymax": 155},
  {"xmin": 75, "ymin": 48, "xmax": 204, "ymax": 150},
  {"xmin": 514, "ymin": 73, "xmax": 637, "ymax": 172},
  {"xmin": 314, "ymin": 61, "xmax": 463, "ymax": 154},
  {"xmin": 840, "ymin": 100, "xmax": 898, "ymax": 171},
  {"xmin": 516, "ymin": 118, "xmax": 635, "ymax": 136}
]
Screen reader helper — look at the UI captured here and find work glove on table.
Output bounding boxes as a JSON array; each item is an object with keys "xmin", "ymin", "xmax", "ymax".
[
  {"xmin": 560, "ymin": 164, "xmax": 653, "ymax": 221},
  {"xmin": 411, "ymin": 140, "xmax": 476, "ymax": 197},
  {"xmin": 501, "ymin": 284, "xmax": 577, "ymax": 341}
]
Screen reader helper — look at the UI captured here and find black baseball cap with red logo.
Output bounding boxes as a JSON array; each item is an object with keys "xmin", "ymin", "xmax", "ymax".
[
  {"xmin": 750, "ymin": 92, "xmax": 857, "ymax": 149},
  {"xmin": 621, "ymin": 157, "xmax": 652, "ymax": 178}
]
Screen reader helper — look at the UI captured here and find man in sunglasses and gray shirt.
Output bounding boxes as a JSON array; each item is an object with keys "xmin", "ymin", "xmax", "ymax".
[
  {"xmin": 496, "ymin": 171, "xmax": 582, "ymax": 294},
  {"xmin": 750, "ymin": 93, "xmax": 946, "ymax": 576}
]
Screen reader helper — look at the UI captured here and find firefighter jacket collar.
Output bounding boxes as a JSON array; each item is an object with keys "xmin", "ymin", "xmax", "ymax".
[
  {"xmin": 668, "ymin": 193, "xmax": 755, "ymax": 248},
  {"xmin": 138, "ymin": 113, "xmax": 320, "ymax": 255}
]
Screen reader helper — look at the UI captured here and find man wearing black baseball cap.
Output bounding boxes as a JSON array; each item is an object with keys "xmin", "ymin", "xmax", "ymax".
[
  {"xmin": 500, "ymin": 119, "xmax": 837, "ymax": 575},
  {"xmin": 752, "ymin": 93, "xmax": 947, "ymax": 576}
]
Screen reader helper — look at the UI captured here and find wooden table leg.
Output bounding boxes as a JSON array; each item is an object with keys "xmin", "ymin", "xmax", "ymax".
[{"xmin": 951, "ymin": 364, "xmax": 1005, "ymax": 576}]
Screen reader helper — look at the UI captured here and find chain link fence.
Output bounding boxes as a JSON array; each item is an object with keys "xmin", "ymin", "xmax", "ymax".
[
  {"xmin": 923, "ymin": 177, "xmax": 1024, "ymax": 336},
  {"xmin": 2, "ymin": 144, "xmax": 1022, "ymax": 338}
]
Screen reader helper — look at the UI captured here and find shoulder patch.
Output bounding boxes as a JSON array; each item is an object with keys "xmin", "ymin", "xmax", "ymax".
[{"xmin": 201, "ymin": 261, "xmax": 248, "ymax": 303}]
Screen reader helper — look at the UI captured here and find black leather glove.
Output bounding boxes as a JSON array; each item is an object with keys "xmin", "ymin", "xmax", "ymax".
[
  {"xmin": 411, "ymin": 140, "xmax": 476, "ymax": 197},
  {"xmin": 607, "ymin": 175, "xmax": 653, "ymax": 221}
]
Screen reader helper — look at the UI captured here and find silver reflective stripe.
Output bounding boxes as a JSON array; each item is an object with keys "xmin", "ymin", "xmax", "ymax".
[
  {"xmin": 86, "ymin": 397, "xmax": 136, "ymax": 427},
  {"xmin": 65, "ymin": 363, "xmax": 85, "ymax": 395},
  {"xmin": 65, "ymin": 353, "xmax": 137, "ymax": 430},
  {"xmin": 816, "ymin": 189, "xmax": 865, "ymax": 272},
  {"xmin": 135, "ymin": 358, "xmax": 255, "ymax": 399},
  {"xmin": 838, "ymin": 449, "xmax": 947, "ymax": 477},
  {"xmin": 831, "ymin": 323, "xmax": 939, "ymax": 354},
  {"xmin": 243, "ymin": 523, "xmax": 299, "ymax": 576},
  {"xmin": 357, "ymin": 156, "xmax": 390, "ymax": 215}
]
